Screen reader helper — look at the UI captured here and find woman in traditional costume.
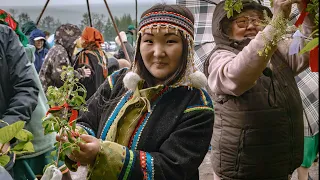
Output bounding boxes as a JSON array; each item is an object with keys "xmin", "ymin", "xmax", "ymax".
[{"xmin": 58, "ymin": 4, "xmax": 214, "ymax": 180}]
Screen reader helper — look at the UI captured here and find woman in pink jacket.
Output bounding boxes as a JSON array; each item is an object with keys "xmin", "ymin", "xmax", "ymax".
[{"xmin": 204, "ymin": 0, "xmax": 316, "ymax": 179}]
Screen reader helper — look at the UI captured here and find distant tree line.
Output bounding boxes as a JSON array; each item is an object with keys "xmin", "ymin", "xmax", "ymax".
[
  {"xmin": 8, "ymin": 8, "xmax": 135, "ymax": 42},
  {"xmin": 80, "ymin": 12, "xmax": 135, "ymax": 42}
]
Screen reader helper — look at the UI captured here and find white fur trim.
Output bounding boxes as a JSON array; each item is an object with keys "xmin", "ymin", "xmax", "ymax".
[
  {"xmin": 123, "ymin": 71, "xmax": 141, "ymax": 90},
  {"xmin": 115, "ymin": 31, "xmax": 127, "ymax": 46},
  {"xmin": 189, "ymin": 71, "xmax": 207, "ymax": 88}
]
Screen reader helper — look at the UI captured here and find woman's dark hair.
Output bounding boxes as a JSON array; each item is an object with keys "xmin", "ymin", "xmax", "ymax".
[{"xmin": 135, "ymin": 4, "xmax": 194, "ymax": 87}]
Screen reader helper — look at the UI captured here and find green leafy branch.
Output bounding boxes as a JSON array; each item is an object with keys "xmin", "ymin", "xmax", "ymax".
[
  {"xmin": 299, "ymin": 0, "xmax": 319, "ymax": 54},
  {"xmin": 42, "ymin": 66, "xmax": 88, "ymax": 172},
  {"xmin": 223, "ymin": 0, "xmax": 319, "ymax": 57},
  {"xmin": 258, "ymin": 12, "xmax": 289, "ymax": 57},
  {"xmin": 0, "ymin": 121, "xmax": 34, "ymax": 167},
  {"xmin": 224, "ymin": 0, "xmax": 244, "ymax": 18},
  {"xmin": 306, "ymin": 0, "xmax": 319, "ymax": 26},
  {"xmin": 268, "ymin": 0, "xmax": 319, "ymax": 55}
]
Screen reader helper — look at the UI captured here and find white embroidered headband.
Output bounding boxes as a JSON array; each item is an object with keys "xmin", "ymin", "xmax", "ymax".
[{"xmin": 138, "ymin": 11, "xmax": 194, "ymax": 39}]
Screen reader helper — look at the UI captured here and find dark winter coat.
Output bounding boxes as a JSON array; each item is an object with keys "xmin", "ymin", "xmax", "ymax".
[
  {"xmin": 204, "ymin": 1, "xmax": 313, "ymax": 179},
  {"xmin": 0, "ymin": 24, "xmax": 39, "ymax": 128},
  {"xmin": 75, "ymin": 49, "xmax": 108, "ymax": 100}
]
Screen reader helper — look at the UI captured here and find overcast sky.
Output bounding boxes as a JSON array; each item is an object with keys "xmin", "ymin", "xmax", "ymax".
[{"xmin": 2, "ymin": 0, "xmax": 176, "ymax": 6}]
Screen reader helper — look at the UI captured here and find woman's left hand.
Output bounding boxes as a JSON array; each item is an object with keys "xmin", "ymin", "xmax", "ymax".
[{"xmin": 67, "ymin": 134, "xmax": 101, "ymax": 166}]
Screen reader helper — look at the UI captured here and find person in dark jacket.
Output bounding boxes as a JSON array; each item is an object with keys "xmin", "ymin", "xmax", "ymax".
[
  {"xmin": 57, "ymin": 4, "xmax": 214, "ymax": 179},
  {"xmin": 204, "ymin": 0, "xmax": 315, "ymax": 179},
  {"xmin": 74, "ymin": 26, "xmax": 108, "ymax": 100},
  {"xmin": 0, "ymin": 23, "xmax": 39, "ymax": 174},
  {"xmin": 29, "ymin": 29, "xmax": 49, "ymax": 73},
  {"xmin": 21, "ymin": 21, "xmax": 52, "ymax": 51},
  {"xmin": 0, "ymin": 11, "xmax": 72, "ymax": 180}
]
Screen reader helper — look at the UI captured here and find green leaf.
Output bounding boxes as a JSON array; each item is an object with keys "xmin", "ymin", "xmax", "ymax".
[
  {"xmin": 299, "ymin": 37, "xmax": 319, "ymax": 54},
  {"xmin": 0, "ymin": 155, "xmax": 10, "ymax": 167},
  {"xmin": 72, "ymin": 121, "xmax": 76, "ymax": 131},
  {"xmin": 67, "ymin": 132, "xmax": 75, "ymax": 143},
  {"xmin": 61, "ymin": 142, "xmax": 73, "ymax": 155},
  {"xmin": 227, "ymin": 11, "xmax": 233, "ymax": 18},
  {"xmin": 15, "ymin": 129, "xmax": 34, "ymax": 142},
  {"xmin": 54, "ymin": 123, "xmax": 60, "ymax": 132},
  {"xmin": 234, "ymin": 1, "xmax": 243, "ymax": 13},
  {"xmin": 11, "ymin": 141, "xmax": 35, "ymax": 154},
  {"xmin": 70, "ymin": 96, "xmax": 86, "ymax": 107},
  {"xmin": 0, "ymin": 121, "xmax": 25, "ymax": 144},
  {"xmin": 42, "ymin": 121, "xmax": 54, "ymax": 135},
  {"xmin": 11, "ymin": 141, "xmax": 26, "ymax": 151},
  {"xmin": 308, "ymin": 29, "xmax": 319, "ymax": 39},
  {"xmin": 50, "ymin": 150, "xmax": 57, "ymax": 157}
]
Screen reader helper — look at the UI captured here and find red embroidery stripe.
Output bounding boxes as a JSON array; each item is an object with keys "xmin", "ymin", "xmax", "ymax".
[
  {"xmin": 128, "ymin": 113, "xmax": 148, "ymax": 148},
  {"xmin": 151, "ymin": 86, "xmax": 169, "ymax": 102},
  {"xmin": 140, "ymin": 151, "xmax": 148, "ymax": 180}
]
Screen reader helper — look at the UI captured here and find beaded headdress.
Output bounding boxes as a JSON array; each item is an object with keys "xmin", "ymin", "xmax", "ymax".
[{"xmin": 123, "ymin": 10, "xmax": 207, "ymax": 90}]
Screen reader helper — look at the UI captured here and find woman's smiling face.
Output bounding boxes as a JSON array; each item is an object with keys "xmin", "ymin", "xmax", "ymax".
[
  {"xmin": 229, "ymin": 10, "xmax": 264, "ymax": 41},
  {"xmin": 139, "ymin": 27, "xmax": 183, "ymax": 84}
]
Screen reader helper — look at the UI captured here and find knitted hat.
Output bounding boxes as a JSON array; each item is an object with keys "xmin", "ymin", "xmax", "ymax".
[{"xmin": 123, "ymin": 10, "xmax": 207, "ymax": 90}]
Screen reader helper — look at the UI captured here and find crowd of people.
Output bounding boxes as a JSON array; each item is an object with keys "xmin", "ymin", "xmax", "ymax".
[{"xmin": 0, "ymin": 0, "xmax": 318, "ymax": 179}]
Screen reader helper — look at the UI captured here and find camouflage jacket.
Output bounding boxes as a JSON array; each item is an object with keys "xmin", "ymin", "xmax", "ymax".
[{"xmin": 39, "ymin": 24, "xmax": 83, "ymax": 92}]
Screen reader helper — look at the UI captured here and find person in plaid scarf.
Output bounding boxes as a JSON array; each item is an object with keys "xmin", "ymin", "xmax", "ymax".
[{"xmin": 295, "ymin": 68, "xmax": 319, "ymax": 180}]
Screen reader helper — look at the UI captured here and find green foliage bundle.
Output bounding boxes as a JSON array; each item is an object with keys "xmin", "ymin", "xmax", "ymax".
[
  {"xmin": 0, "ymin": 121, "xmax": 34, "ymax": 167},
  {"xmin": 224, "ymin": 0, "xmax": 319, "ymax": 56},
  {"xmin": 258, "ymin": 12, "xmax": 289, "ymax": 57},
  {"xmin": 299, "ymin": 0, "xmax": 319, "ymax": 54},
  {"xmin": 42, "ymin": 66, "xmax": 87, "ymax": 171},
  {"xmin": 224, "ymin": 0, "xmax": 244, "ymax": 18}
]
